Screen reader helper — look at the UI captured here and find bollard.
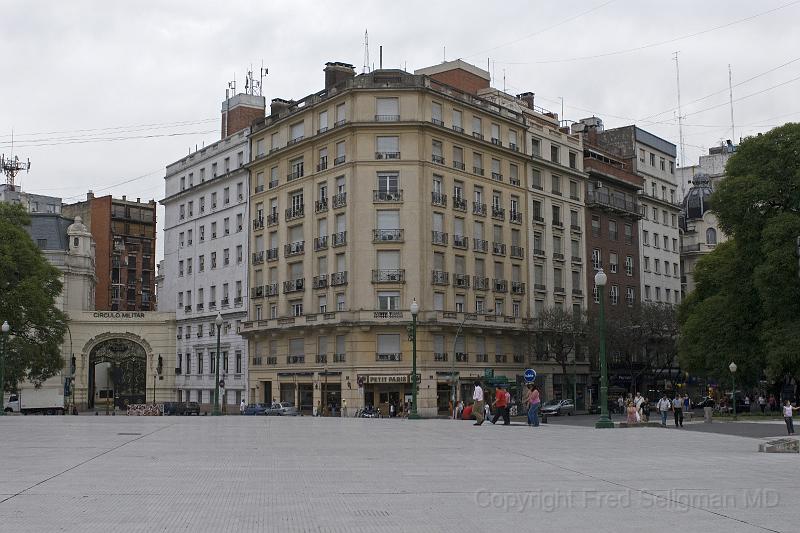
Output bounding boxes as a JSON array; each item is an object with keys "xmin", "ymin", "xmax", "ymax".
[{"xmin": 704, "ymin": 406, "xmax": 713, "ymax": 423}]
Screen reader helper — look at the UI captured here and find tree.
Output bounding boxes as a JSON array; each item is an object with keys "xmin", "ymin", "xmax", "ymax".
[
  {"xmin": 529, "ymin": 306, "xmax": 587, "ymax": 398},
  {"xmin": 678, "ymin": 123, "xmax": 800, "ymax": 389},
  {"xmin": 0, "ymin": 203, "xmax": 68, "ymax": 392}
]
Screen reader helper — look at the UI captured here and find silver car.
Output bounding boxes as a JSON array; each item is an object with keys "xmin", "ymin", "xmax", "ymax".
[
  {"xmin": 540, "ymin": 399, "xmax": 575, "ymax": 416},
  {"xmin": 266, "ymin": 402, "xmax": 299, "ymax": 416}
]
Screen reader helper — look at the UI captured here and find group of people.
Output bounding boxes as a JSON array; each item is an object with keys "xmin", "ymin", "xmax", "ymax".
[
  {"xmin": 616, "ymin": 392, "xmax": 688, "ymax": 427},
  {"xmin": 466, "ymin": 381, "xmax": 541, "ymax": 427}
]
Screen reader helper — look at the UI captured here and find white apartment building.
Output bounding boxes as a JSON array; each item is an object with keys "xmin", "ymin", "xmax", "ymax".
[
  {"xmin": 596, "ymin": 126, "xmax": 681, "ymax": 305},
  {"xmin": 161, "ymin": 94, "xmax": 264, "ymax": 409}
]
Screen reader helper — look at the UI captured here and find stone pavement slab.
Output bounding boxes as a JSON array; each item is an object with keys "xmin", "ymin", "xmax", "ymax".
[{"xmin": 0, "ymin": 416, "xmax": 798, "ymax": 532}]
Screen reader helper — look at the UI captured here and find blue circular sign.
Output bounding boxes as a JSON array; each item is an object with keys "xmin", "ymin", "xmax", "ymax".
[{"xmin": 524, "ymin": 369, "xmax": 536, "ymax": 383}]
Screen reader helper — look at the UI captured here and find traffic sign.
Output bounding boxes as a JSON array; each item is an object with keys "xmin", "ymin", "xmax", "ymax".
[{"xmin": 524, "ymin": 369, "xmax": 537, "ymax": 383}]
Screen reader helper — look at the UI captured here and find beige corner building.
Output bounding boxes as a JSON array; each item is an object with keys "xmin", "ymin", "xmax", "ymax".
[{"xmin": 242, "ymin": 60, "xmax": 589, "ymax": 416}]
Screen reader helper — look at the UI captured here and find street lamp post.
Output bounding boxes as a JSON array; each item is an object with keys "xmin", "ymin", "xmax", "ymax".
[
  {"xmin": 0, "ymin": 321, "xmax": 9, "ymax": 415},
  {"xmin": 729, "ymin": 362, "xmax": 737, "ymax": 420},
  {"xmin": 409, "ymin": 299, "xmax": 420, "ymax": 419},
  {"xmin": 450, "ymin": 316, "xmax": 465, "ymax": 419},
  {"xmin": 594, "ymin": 270, "xmax": 614, "ymax": 429},
  {"xmin": 212, "ymin": 312, "xmax": 223, "ymax": 416}
]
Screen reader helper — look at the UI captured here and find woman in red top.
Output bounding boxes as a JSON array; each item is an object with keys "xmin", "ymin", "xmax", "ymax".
[{"xmin": 491, "ymin": 386, "xmax": 510, "ymax": 425}]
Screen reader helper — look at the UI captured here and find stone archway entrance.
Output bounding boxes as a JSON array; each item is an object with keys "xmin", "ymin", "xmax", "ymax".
[{"xmin": 88, "ymin": 338, "xmax": 147, "ymax": 409}]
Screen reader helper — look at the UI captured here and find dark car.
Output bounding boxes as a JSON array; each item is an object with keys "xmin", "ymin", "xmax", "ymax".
[
  {"xmin": 162, "ymin": 402, "xmax": 186, "ymax": 416},
  {"xmin": 243, "ymin": 403, "xmax": 269, "ymax": 416},
  {"xmin": 185, "ymin": 401, "xmax": 201, "ymax": 416}
]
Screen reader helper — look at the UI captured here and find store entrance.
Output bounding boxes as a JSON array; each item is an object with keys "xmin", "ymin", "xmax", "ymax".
[{"xmin": 363, "ymin": 384, "xmax": 407, "ymax": 417}]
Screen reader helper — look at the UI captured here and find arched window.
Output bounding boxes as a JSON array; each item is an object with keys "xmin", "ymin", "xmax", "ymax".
[{"xmin": 706, "ymin": 227, "xmax": 717, "ymax": 245}]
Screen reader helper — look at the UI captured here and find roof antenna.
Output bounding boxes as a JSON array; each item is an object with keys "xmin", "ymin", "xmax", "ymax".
[
  {"xmin": 728, "ymin": 64, "xmax": 735, "ymax": 145},
  {"xmin": 363, "ymin": 29, "xmax": 370, "ymax": 74},
  {"xmin": 673, "ymin": 51, "xmax": 687, "ymax": 198},
  {"xmin": 443, "ymin": 46, "xmax": 446, "ymax": 63}
]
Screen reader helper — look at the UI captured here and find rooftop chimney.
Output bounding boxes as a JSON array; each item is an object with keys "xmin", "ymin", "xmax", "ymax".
[
  {"xmin": 324, "ymin": 62, "xmax": 356, "ymax": 91},
  {"xmin": 270, "ymin": 98, "xmax": 293, "ymax": 117},
  {"xmin": 221, "ymin": 93, "xmax": 267, "ymax": 139},
  {"xmin": 517, "ymin": 92, "xmax": 535, "ymax": 109}
]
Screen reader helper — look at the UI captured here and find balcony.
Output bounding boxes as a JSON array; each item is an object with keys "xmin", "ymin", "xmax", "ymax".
[
  {"xmin": 373, "ymin": 190, "xmax": 403, "ymax": 202},
  {"xmin": 333, "ymin": 353, "xmax": 346, "ymax": 363},
  {"xmin": 267, "ymin": 213, "xmax": 279, "ymax": 226},
  {"xmin": 372, "ymin": 269, "xmax": 405, "ymax": 283},
  {"xmin": 314, "ymin": 236, "xmax": 328, "ymax": 251},
  {"xmin": 196, "ymin": 303, "xmax": 204, "ymax": 311},
  {"xmin": 283, "ymin": 278, "xmax": 305, "ymax": 293},
  {"xmin": 473, "ymin": 276, "xmax": 489, "ymax": 290},
  {"xmin": 491, "ymin": 171, "xmax": 503, "ymax": 182},
  {"xmin": 452, "ymin": 234, "xmax": 468, "ymax": 249},
  {"xmin": 332, "ymin": 192, "xmax": 346, "ymax": 209},
  {"xmin": 510, "ymin": 211, "xmax": 523, "ymax": 224},
  {"xmin": 553, "ymin": 252, "xmax": 565, "ymax": 261},
  {"xmin": 492, "ymin": 206, "xmax": 505, "ymax": 220},
  {"xmin": 453, "ymin": 197, "xmax": 467, "ymax": 211},
  {"xmin": 317, "ymin": 158, "xmax": 328, "ymax": 172},
  {"xmin": 269, "ymin": 179, "xmax": 278, "ymax": 189},
  {"xmin": 434, "ymin": 352, "xmax": 448, "ymax": 362},
  {"xmin": 491, "ymin": 137, "xmax": 501, "ymax": 146},
  {"xmin": 375, "ymin": 115, "xmax": 400, "ymax": 122},
  {"xmin": 251, "ymin": 286, "xmax": 264, "ymax": 298},
  {"xmin": 376, "ymin": 352, "xmax": 402, "ymax": 361},
  {"xmin": 472, "ymin": 132, "xmax": 484, "ymax": 140},
  {"xmin": 432, "ymin": 270, "xmax": 449, "ymax": 286},
  {"xmin": 431, "ymin": 192, "xmax": 447, "ymax": 207},
  {"xmin": 571, "ymin": 256, "xmax": 582, "ymax": 264},
  {"xmin": 315, "ymin": 199, "xmax": 328, "ymax": 213},
  {"xmin": 331, "ymin": 231, "xmax": 347, "ymax": 247},
  {"xmin": 456, "ymin": 352, "xmax": 468, "ymax": 362},
  {"xmin": 509, "ymin": 176, "xmax": 521, "ymax": 186},
  {"xmin": 509, "ymin": 143, "xmax": 519, "ymax": 152},
  {"xmin": 221, "ymin": 298, "xmax": 229, "ymax": 307},
  {"xmin": 534, "ymin": 283, "xmax": 547, "ymax": 292},
  {"xmin": 552, "ymin": 219, "xmax": 564, "ymax": 228},
  {"xmin": 334, "ymin": 155, "xmax": 346, "ymax": 165},
  {"xmin": 473, "ymin": 202, "xmax": 486, "ymax": 216},
  {"xmin": 253, "ymin": 218, "xmax": 265, "ymax": 230},
  {"xmin": 473, "ymin": 166, "xmax": 484, "ymax": 176},
  {"xmin": 284, "ymin": 241, "xmax": 305, "ymax": 257},
  {"xmin": 533, "ymin": 248, "xmax": 546, "ymax": 258},
  {"xmin": 452, "ymin": 125, "xmax": 464, "ymax": 133},
  {"xmin": 285, "ymin": 205, "xmax": 305, "ymax": 221},
  {"xmin": 375, "ymin": 151, "xmax": 401, "ymax": 160},
  {"xmin": 287, "ymin": 169, "xmax": 304, "ymax": 181},
  {"xmin": 373, "ymin": 229, "xmax": 404, "ymax": 242},
  {"xmin": 586, "ymin": 190, "xmax": 641, "ymax": 218},
  {"xmin": 287, "ymin": 136, "xmax": 304, "ymax": 146},
  {"xmin": 432, "ymin": 231, "xmax": 448, "ymax": 245},
  {"xmin": 473, "ymin": 238, "xmax": 488, "ymax": 253},
  {"xmin": 492, "ymin": 242, "xmax": 507, "ymax": 256},
  {"xmin": 572, "ymin": 288, "xmax": 583, "ymax": 296},
  {"xmin": 267, "ymin": 247, "xmax": 279, "ymax": 261},
  {"xmin": 476, "ymin": 354, "xmax": 488, "ymax": 363},
  {"xmin": 510, "ymin": 245, "xmax": 524, "ymax": 259},
  {"xmin": 511, "ymin": 281, "xmax": 526, "ymax": 295},
  {"xmin": 571, "ymin": 224, "xmax": 581, "ymax": 233},
  {"xmin": 532, "ymin": 215, "xmax": 545, "ymax": 225},
  {"xmin": 265, "ymin": 283, "xmax": 278, "ymax": 297},
  {"xmin": 288, "ymin": 355, "xmax": 305, "ymax": 365},
  {"xmin": 267, "ymin": 357, "xmax": 277, "ymax": 365},
  {"xmin": 493, "ymin": 279, "xmax": 508, "ymax": 293},
  {"xmin": 453, "ymin": 273, "xmax": 470, "ymax": 288},
  {"xmin": 312, "ymin": 274, "xmax": 328, "ymax": 289},
  {"xmin": 316, "ymin": 354, "xmax": 327, "ymax": 364},
  {"xmin": 431, "ymin": 155, "xmax": 445, "ymax": 165},
  {"xmin": 331, "ymin": 271, "xmax": 348, "ymax": 286},
  {"xmin": 252, "ymin": 251, "xmax": 264, "ymax": 265},
  {"xmin": 495, "ymin": 354, "xmax": 507, "ymax": 364},
  {"xmin": 555, "ymin": 286, "xmax": 566, "ymax": 294}
]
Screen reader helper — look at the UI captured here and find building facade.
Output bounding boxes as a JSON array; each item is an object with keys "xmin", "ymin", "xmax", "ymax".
[
  {"xmin": 160, "ymin": 94, "xmax": 263, "ymax": 410},
  {"xmin": 594, "ymin": 125, "xmax": 681, "ymax": 305},
  {"xmin": 0, "ymin": 183, "xmax": 62, "ymax": 214},
  {"xmin": 679, "ymin": 143, "xmax": 736, "ymax": 295},
  {"xmin": 63, "ymin": 193, "xmax": 157, "ymax": 311},
  {"xmin": 242, "ymin": 61, "xmax": 587, "ymax": 416}
]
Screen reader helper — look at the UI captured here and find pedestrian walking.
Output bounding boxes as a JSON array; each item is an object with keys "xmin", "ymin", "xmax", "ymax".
[
  {"xmin": 239, "ymin": 398, "xmax": 246, "ymax": 415},
  {"xmin": 683, "ymin": 394, "xmax": 690, "ymax": 413},
  {"xmin": 634, "ymin": 392, "xmax": 644, "ymax": 412},
  {"xmin": 641, "ymin": 399, "xmax": 650, "ymax": 422},
  {"xmin": 744, "ymin": 395, "xmax": 751, "ymax": 413},
  {"xmin": 783, "ymin": 400, "xmax": 799, "ymax": 435},
  {"xmin": 491, "ymin": 385, "xmax": 510, "ymax": 425},
  {"xmin": 455, "ymin": 400, "xmax": 464, "ymax": 420},
  {"xmin": 389, "ymin": 402, "xmax": 396, "ymax": 418},
  {"xmin": 617, "ymin": 396, "xmax": 624, "ymax": 415},
  {"xmin": 758, "ymin": 395, "xmax": 766, "ymax": 414},
  {"xmin": 657, "ymin": 395, "xmax": 671, "ymax": 427},
  {"xmin": 672, "ymin": 395, "xmax": 684, "ymax": 427},
  {"xmin": 527, "ymin": 384, "xmax": 541, "ymax": 427},
  {"xmin": 769, "ymin": 394, "xmax": 777, "ymax": 413},
  {"xmin": 342, "ymin": 399, "xmax": 347, "ymax": 418},
  {"xmin": 472, "ymin": 381, "xmax": 485, "ymax": 426},
  {"xmin": 626, "ymin": 400, "xmax": 638, "ymax": 425}
]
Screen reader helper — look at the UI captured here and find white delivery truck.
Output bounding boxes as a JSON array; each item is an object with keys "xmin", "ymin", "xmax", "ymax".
[{"xmin": 5, "ymin": 377, "xmax": 66, "ymax": 415}]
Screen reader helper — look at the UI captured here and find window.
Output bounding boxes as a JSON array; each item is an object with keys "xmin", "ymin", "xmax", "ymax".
[
  {"xmin": 650, "ymin": 153, "xmax": 655, "ymax": 167},
  {"xmin": 610, "ymin": 285, "xmax": 619, "ymax": 305},
  {"xmin": 625, "ymin": 256, "xmax": 633, "ymax": 276},
  {"xmin": 376, "ymin": 171, "xmax": 399, "ymax": 193},
  {"xmin": 452, "ymin": 109, "xmax": 463, "ymax": 131},
  {"xmin": 336, "ymin": 293, "xmax": 345, "ymax": 311},
  {"xmin": 592, "ymin": 248, "xmax": 601, "ymax": 270},
  {"xmin": 552, "ymin": 205, "xmax": 561, "ymax": 226},
  {"xmin": 653, "ymin": 233, "xmax": 659, "ymax": 249},
  {"xmin": 642, "ymin": 229, "xmax": 649, "ymax": 246},
  {"xmin": 655, "ymin": 287, "xmax": 661, "ymax": 301},
  {"xmin": 431, "ymin": 101, "xmax": 443, "ymax": 125},
  {"xmin": 624, "ymin": 224, "xmax": 633, "ymax": 245},
  {"xmin": 569, "ymin": 152, "xmax": 577, "ymax": 169},
  {"xmin": 491, "ymin": 123, "xmax": 500, "ymax": 143},
  {"xmin": 608, "ymin": 220, "xmax": 618, "ymax": 241},
  {"xmin": 551, "ymin": 175, "xmax": 561, "ymax": 195},
  {"xmin": 654, "ymin": 259, "xmax": 660, "ymax": 274},
  {"xmin": 626, "ymin": 287, "xmax": 635, "ymax": 305},
  {"xmin": 336, "ymin": 102, "xmax": 346, "ymax": 124},
  {"xmin": 531, "ymin": 169, "xmax": 542, "ymax": 189},
  {"xmin": 591, "ymin": 215, "xmax": 600, "ymax": 237},
  {"xmin": 376, "ymin": 136, "xmax": 399, "ymax": 158},
  {"xmin": 198, "ymin": 255, "xmax": 205, "ymax": 272},
  {"xmin": 532, "ymin": 199, "xmax": 542, "ymax": 220},
  {"xmin": 569, "ymin": 181, "xmax": 579, "ymax": 200},
  {"xmin": 663, "ymin": 235, "xmax": 669, "ymax": 249},
  {"xmin": 472, "ymin": 116, "xmax": 482, "ymax": 137},
  {"xmin": 706, "ymin": 228, "xmax": 717, "ymax": 245},
  {"xmin": 550, "ymin": 144, "xmax": 559, "ymax": 164},
  {"xmin": 639, "ymin": 148, "xmax": 645, "ymax": 163},
  {"xmin": 531, "ymin": 138, "xmax": 541, "ymax": 157},
  {"xmin": 377, "ymin": 334, "xmax": 401, "ymax": 360},
  {"xmin": 376, "ymin": 97, "xmax": 399, "ymax": 120},
  {"xmin": 609, "ymin": 252, "xmax": 618, "ymax": 273},
  {"xmin": 644, "ymin": 256, "xmax": 650, "ymax": 271},
  {"xmin": 660, "ymin": 157, "xmax": 665, "ymax": 171},
  {"xmin": 290, "ymin": 121, "xmax": 304, "ymax": 142}
]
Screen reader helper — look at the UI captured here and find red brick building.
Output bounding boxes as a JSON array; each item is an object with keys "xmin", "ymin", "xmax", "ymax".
[{"xmin": 63, "ymin": 193, "xmax": 157, "ymax": 310}]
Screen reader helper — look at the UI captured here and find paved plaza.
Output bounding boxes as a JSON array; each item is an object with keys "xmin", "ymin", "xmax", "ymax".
[{"xmin": 1, "ymin": 416, "xmax": 798, "ymax": 532}]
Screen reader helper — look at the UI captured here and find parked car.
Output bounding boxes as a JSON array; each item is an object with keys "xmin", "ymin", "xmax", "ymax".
[
  {"xmin": 266, "ymin": 402, "xmax": 299, "ymax": 416},
  {"xmin": 184, "ymin": 401, "xmax": 201, "ymax": 416},
  {"xmin": 243, "ymin": 403, "xmax": 269, "ymax": 416},
  {"xmin": 540, "ymin": 399, "xmax": 575, "ymax": 416},
  {"xmin": 162, "ymin": 402, "xmax": 186, "ymax": 416}
]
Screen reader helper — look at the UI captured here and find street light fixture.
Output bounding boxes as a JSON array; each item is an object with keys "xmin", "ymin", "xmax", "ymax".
[
  {"xmin": 0, "ymin": 320, "xmax": 9, "ymax": 416},
  {"xmin": 729, "ymin": 361, "xmax": 737, "ymax": 420},
  {"xmin": 593, "ymin": 270, "xmax": 614, "ymax": 429},
  {"xmin": 212, "ymin": 312, "xmax": 223, "ymax": 416},
  {"xmin": 409, "ymin": 298, "xmax": 420, "ymax": 419}
]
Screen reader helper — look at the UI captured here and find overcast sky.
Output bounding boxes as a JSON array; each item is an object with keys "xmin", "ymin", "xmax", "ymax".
[{"xmin": 2, "ymin": 0, "xmax": 799, "ymax": 261}]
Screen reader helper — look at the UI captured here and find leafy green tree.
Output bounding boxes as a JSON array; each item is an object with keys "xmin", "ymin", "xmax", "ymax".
[
  {"xmin": 678, "ymin": 123, "xmax": 800, "ymax": 388},
  {"xmin": 0, "ymin": 203, "xmax": 68, "ymax": 391}
]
